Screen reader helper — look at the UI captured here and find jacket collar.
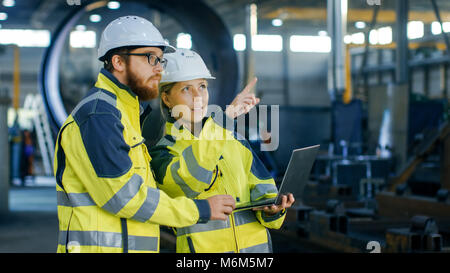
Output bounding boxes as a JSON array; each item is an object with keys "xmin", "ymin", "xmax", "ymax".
[
  {"xmin": 165, "ymin": 116, "xmax": 211, "ymax": 140},
  {"xmin": 100, "ymin": 69, "xmax": 137, "ymax": 98},
  {"xmin": 95, "ymin": 69, "xmax": 140, "ymax": 110}
]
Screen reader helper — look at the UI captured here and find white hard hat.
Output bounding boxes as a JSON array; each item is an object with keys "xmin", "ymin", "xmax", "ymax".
[
  {"xmin": 98, "ymin": 15, "xmax": 175, "ymax": 61},
  {"xmin": 160, "ymin": 48, "xmax": 215, "ymax": 84}
]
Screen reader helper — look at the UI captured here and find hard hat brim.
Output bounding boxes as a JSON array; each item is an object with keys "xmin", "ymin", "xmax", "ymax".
[
  {"xmin": 160, "ymin": 74, "xmax": 216, "ymax": 84},
  {"xmin": 98, "ymin": 42, "xmax": 176, "ymax": 61},
  {"xmin": 163, "ymin": 44, "xmax": 176, "ymax": 53}
]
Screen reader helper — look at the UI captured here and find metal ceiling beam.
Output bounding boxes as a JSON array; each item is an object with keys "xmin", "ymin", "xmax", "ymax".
[
  {"xmin": 262, "ymin": 7, "xmax": 450, "ymax": 24},
  {"xmin": 30, "ymin": 0, "xmax": 61, "ymax": 28},
  {"xmin": 431, "ymin": 0, "xmax": 450, "ymax": 55}
]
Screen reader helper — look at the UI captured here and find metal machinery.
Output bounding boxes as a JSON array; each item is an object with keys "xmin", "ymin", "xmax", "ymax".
[{"xmin": 273, "ymin": 0, "xmax": 450, "ymax": 253}]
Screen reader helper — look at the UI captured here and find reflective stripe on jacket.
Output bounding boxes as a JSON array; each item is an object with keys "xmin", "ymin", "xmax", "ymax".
[
  {"xmin": 149, "ymin": 114, "xmax": 286, "ymax": 253},
  {"xmin": 54, "ymin": 69, "xmax": 210, "ymax": 253}
]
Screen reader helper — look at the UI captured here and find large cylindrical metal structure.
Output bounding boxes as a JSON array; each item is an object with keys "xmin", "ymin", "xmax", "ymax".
[{"xmin": 40, "ymin": 0, "xmax": 239, "ymax": 132}]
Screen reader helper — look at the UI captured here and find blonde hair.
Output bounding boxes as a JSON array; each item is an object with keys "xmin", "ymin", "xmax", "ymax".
[{"xmin": 159, "ymin": 82, "xmax": 176, "ymax": 121}]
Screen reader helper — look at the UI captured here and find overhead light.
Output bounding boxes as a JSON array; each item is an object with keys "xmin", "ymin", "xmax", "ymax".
[
  {"xmin": 290, "ymin": 35, "xmax": 331, "ymax": 53},
  {"xmin": 70, "ymin": 30, "xmax": 96, "ymax": 48},
  {"xmin": 367, "ymin": 27, "xmax": 392, "ymax": 45},
  {"xmin": 431, "ymin": 21, "xmax": 450, "ymax": 35},
  {"xmin": 351, "ymin": 32, "xmax": 365, "ymax": 44},
  {"xmin": 355, "ymin": 21, "xmax": 366, "ymax": 29},
  {"xmin": 107, "ymin": 1, "xmax": 120, "ymax": 10},
  {"xmin": 176, "ymin": 33, "xmax": 192, "ymax": 49},
  {"xmin": 75, "ymin": 25, "xmax": 86, "ymax": 31},
  {"xmin": 233, "ymin": 34, "xmax": 246, "ymax": 51},
  {"xmin": 432, "ymin": 21, "xmax": 443, "ymax": 35},
  {"xmin": 89, "ymin": 14, "xmax": 102, "ymax": 23},
  {"xmin": 252, "ymin": 34, "xmax": 283, "ymax": 52},
  {"xmin": 318, "ymin": 30, "xmax": 328, "ymax": 36},
  {"xmin": 0, "ymin": 29, "xmax": 51, "ymax": 47},
  {"xmin": 271, "ymin": 19, "xmax": 283, "ymax": 27},
  {"xmin": 0, "ymin": 12, "xmax": 7, "ymax": 21},
  {"xmin": 378, "ymin": 27, "xmax": 392, "ymax": 44},
  {"xmin": 407, "ymin": 21, "xmax": 424, "ymax": 39},
  {"xmin": 343, "ymin": 35, "xmax": 352, "ymax": 44},
  {"xmin": 369, "ymin": 29, "xmax": 378, "ymax": 45},
  {"xmin": 343, "ymin": 33, "xmax": 365, "ymax": 45},
  {"xmin": 2, "ymin": 0, "xmax": 15, "ymax": 7}
]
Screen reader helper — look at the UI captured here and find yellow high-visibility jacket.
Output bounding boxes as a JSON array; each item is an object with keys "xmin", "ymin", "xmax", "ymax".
[
  {"xmin": 54, "ymin": 69, "xmax": 210, "ymax": 253},
  {"xmin": 149, "ymin": 114, "xmax": 286, "ymax": 253}
]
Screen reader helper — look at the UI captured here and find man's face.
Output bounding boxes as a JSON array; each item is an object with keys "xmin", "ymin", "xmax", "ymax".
[{"xmin": 124, "ymin": 47, "xmax": 164, "ymax": 101}]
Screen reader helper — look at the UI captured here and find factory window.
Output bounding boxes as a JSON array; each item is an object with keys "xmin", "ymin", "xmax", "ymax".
[
  {"xmin": 233, "ymin": 34, "xmax": 282, "ymax": 52},
  {"xmin": 290, "ymin": 35, "xmax": 331, "ymax": 53},
  {"xmin": 431, "ymin": 21, "xmax": 450, "ymax": 35},
  {"xmin": 70, "ymin": 30, "xmax": 96, "ymax": 48},
  {"xmin": 0, "ymin": 29, "xmax": 50, "ymax": 47},
  {"xmin": 407, "ymin": 21, "xmax": 424, "ymax": 39},
  {"xmin": 252, "ymin": 34, "xmax": 282, "ymax": 52},
  {"xmin": 377, "ymin": 27, "xmax": 392, "ymax": 45},
  {"xmin": 343, "ymin": 35, "xmax": 352, "ymax": 44},
  {"xmin": 369, "ymin": 29, "xmax": 379, "ymax": 45},
  {"xmin": 176, "ymin": 33, "xmax": 192, "ymax": 49},
  {"xmin": 233, "ymin": 34, "xmax": 246, "ymax": 51},
  {"xmin": 368, "ymin": 27, "xmax": 392, "ymax": 45},
  {"xmin": 350, "ymin": 32, "xmax": 365, "ymax": 44}
]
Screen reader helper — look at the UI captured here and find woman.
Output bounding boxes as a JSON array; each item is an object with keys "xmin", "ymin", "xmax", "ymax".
[{"xmin": 149, "ymin": 48, "xmax": 294, "ymax": 253}]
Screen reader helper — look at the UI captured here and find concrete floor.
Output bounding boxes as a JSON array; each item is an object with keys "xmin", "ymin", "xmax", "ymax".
[
  {"xmin": 0, "ymin": 185, "xmax": 317, "ymax": 253},
  {"xmin": 0, "ymin": 186, "xmax": 58, "ymax": 253}
]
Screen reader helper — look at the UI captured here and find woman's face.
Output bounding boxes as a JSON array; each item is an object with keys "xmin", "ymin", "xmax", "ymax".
[{"xmin": 162, "ymin": 78, "xmax": 209, "ymax": 124}]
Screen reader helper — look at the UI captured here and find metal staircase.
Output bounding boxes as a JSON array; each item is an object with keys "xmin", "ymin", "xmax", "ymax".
[{"xmin": 23, "ymin": 94, "xmax": 54, "ymax": 176}]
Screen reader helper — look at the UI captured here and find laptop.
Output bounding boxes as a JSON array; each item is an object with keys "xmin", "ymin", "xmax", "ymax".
[{"xmin": 234, "ymin": 144, "xmax": 320, "ymax": 211}]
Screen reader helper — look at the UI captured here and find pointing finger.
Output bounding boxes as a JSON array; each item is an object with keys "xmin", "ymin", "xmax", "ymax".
[{"xmin": 241, "ymin": 77, "xmax": 258, "ymax": 94}]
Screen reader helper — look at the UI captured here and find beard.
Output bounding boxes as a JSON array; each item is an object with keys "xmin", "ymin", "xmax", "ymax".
[{"xmin": 125, "ymin": 64, "xmax": 161, "ymax": 101}]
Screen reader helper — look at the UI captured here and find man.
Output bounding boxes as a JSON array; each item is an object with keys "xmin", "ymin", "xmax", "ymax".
[{"xmin": 54, "ymin": 15, "xmax": 235, "ymax": 253}]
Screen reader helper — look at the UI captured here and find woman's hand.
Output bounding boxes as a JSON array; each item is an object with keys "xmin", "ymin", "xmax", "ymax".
[
  {"xmin": 225, "ymin": 77, "xmax": 260, "ymax": 119},
  {"xmin": 252, "ymin": 193, "xmax": 295, "ymax": 216}
]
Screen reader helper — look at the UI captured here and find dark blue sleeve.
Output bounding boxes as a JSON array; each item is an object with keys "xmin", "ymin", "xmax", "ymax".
[
  {"xmin": 78, "ymin": 113, "xmax": 132, "ymax": 178},
  {"xmin": 193, "ymin": 199, "xmax": 211, "ymax": 223}
]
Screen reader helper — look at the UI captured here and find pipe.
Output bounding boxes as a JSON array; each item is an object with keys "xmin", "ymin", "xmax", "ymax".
[
  {"xmin": 430, "ymin": 0, "xmax": 450, "ymax": 56},
  {"xmin": 243, "ymin": 3, "xmax": 257, "ymax": 91},
  {"xmin": 0, "ymin": 89, "xmax": 10, "ymax": 215},
  {"xmin": 13, "ymin": 45, "xmax": 20, "ymax": 110},
  {"xmin": 343, "ymin": 44, "xmax": 352, "ymax": 104}
]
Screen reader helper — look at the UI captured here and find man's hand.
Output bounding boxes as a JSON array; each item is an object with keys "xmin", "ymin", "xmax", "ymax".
[
  {"xmin": 252, "ymin": 193, "xmax": 295, "ymax": 216},
  {"xmin": 207, "ymin": 195, "xmax": 236, "ymax": 220},
  {"xmin": 225, "ymin": 77, "xmax": 260, "ymax": 119}
]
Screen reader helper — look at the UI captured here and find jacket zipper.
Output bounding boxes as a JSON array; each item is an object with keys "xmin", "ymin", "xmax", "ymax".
[
  {"xmin": 229, "ymin": 211, "xmax": 240, "ymax": 253},
  {"xmin": 120, "ymin": 218, "xmax": 128, "ymax": 253},
  {"xmin": 220, "ymin": 160, "xmax": 240, "ymax": 253},
  {"xmin": 65, "ymin": 209, "xmax": 73, "ymax": 253},
  {"xmin": 204, "ymin": 165, "xmax": 219, "ymax": 192},
  {"xmin": 187, "ymin": 236, "xmax": 196, "ymax": 253}
]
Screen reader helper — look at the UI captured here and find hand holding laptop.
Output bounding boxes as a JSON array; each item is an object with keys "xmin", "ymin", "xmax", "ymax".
[
  {"xmin": 234, "ymin": 144, "xmax": 320, "ymax": 212},
  {"xmin": 252, "ymin": 193, "xmax": 295, "ymax": 215}
]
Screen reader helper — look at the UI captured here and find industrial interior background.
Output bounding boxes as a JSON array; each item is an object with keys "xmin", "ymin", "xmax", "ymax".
[{"xmin": 0, "ymin": 0, "xmax": 450, "ymax": 253}]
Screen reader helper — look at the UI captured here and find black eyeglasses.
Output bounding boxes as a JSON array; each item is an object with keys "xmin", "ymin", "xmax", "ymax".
[{"xmin": 121, "ymin": 53, "xmax": 167, "ymax": 69}]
